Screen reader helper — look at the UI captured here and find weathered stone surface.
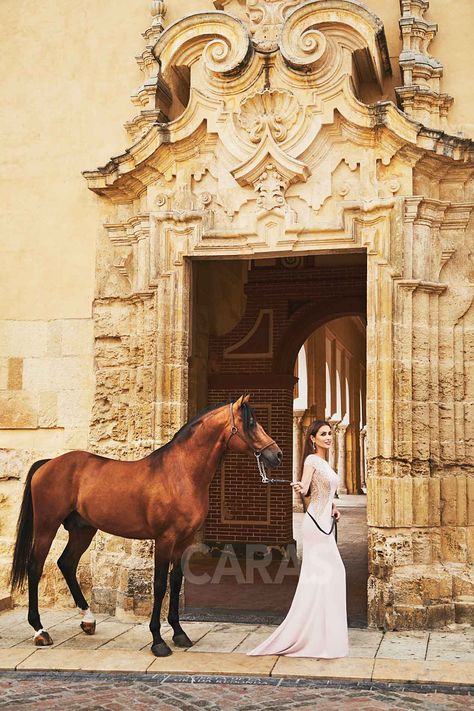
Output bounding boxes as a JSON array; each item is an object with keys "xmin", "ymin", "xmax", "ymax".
[{"xmin": 0, "ymin": 393, "xmax": 38, "ymax": 429}]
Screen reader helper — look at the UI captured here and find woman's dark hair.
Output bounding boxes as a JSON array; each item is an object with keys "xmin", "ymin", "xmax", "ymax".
[{"xmin": 298, "ymin": 419, "xmax": 331, "ymax": 481}]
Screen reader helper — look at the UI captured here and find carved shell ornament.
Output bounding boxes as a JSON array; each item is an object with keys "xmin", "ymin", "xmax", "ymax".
[{"xmin": 238, "ymin": 89, "xmax": 300, "ymax": 144}]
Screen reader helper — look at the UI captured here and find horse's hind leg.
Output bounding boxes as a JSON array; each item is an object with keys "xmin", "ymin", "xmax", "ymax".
[
  {"xmin": 168, "ymin": 559, "xmax": 192, "ymax": 648},
  {"xmin": 57, "ymin": 525, "xmax": 97, "ymax": 635},
  {"xmin": 28, "ymin": 524, "xmax": 61, "ymax": 646}
]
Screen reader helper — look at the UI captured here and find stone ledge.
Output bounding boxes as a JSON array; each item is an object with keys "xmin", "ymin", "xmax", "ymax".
[{"xmin": 2, "ymin": 649, "xmax": 471, "ymax": 685}]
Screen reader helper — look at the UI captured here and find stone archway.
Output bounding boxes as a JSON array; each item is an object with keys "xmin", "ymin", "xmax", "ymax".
[
  {"xmin": 84, "ymin": 1, "xmax": 474, "ymax": 627},
  {"xmin": 291, "ymin": 311, "xmax": 368, "ymax": 626}
]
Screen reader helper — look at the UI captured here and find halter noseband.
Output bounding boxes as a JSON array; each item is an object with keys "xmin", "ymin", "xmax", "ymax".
[{"xmin": 226, "ymin": 402, "xmax": 287, "ymax": 485}]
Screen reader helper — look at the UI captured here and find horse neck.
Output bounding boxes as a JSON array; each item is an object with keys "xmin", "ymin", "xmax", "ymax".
[{"xmin": 177, "ymin": 409, "xmax": 229, "ymax": 488}]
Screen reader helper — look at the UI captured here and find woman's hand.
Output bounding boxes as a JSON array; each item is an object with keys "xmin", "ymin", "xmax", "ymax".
[
  {"xmin": 332, "ymin": 503, "xmax": 341, "ymax": 521},
  {"xmin": 291, "ymin": 481, "xmax": 306, "ymax": 495}
]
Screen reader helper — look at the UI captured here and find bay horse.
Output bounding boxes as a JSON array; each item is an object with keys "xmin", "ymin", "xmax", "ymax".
[{"xmin": 10, "ymin": 395, "xmax": 282, "ymax": 657}]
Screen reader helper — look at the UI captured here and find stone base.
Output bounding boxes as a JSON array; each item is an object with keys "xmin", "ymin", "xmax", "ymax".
[{"xmin": 368, "ymin": 563, "xmax": 474, "ymax": 630}]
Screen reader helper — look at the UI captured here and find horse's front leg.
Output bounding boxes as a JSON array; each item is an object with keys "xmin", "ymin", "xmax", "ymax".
[
  {"xmin": 150, "ymin": 556, "xmax": 172, "ymax": 657},
  {"xmin": 168, "ymin": 559, "xmax": 192, "ymax": 648}
]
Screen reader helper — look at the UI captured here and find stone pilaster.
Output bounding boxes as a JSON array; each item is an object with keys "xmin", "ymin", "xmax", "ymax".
[
  {"xmin": 359, "ymin": 425, "xmax": 367, "ymax": 493},
  {"xmin": 367, "ymin": 194, "xmax": 474, "ymax": 629}
]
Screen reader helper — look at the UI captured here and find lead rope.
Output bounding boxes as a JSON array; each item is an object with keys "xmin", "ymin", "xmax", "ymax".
[
  {"xmin": 299, "ymin": 491, "xmax": 338, "ymax": 542},
  {"xmin": 254, "ymin": 452, "xmax": 288, "ymax": 485}
]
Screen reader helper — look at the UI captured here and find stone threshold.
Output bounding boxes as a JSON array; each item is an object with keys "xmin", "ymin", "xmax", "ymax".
[{"xmin": 1, "ymin": 648, "xmax": 473, "ymax": 687}]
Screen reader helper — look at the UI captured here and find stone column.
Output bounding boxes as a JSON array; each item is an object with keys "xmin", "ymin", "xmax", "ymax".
[
  {"xmin": 292, "ymin": 409, "xmax": 305, "ymax": 512},
  {"xmin": 336, "ymin": 420, "xmax": 349, "ymax": 495},
  {"xmin": 328, "ymin": 414, "xmax": 340, "ymax": 472},
  {"xmin": 359, "ymin": 425, "xmax": 367, "ymax": 493}
]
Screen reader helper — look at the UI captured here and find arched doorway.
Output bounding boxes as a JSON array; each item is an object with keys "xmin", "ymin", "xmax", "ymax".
[
  {"xmin": 292, "ymin": 317, "xmax": 368, "ymax": 627},
  {"xmin": 183, "ymin": 253, "xmax": 367, "ymax": 625}
]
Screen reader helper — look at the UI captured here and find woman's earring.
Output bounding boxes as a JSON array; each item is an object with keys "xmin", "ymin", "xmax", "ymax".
[{"xmin": 312, "ymin": 439, "xmax": 316, "ymax": 451}]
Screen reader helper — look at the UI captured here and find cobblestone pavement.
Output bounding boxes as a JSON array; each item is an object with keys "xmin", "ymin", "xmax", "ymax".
[{"xmin": 0, "ymin": 672, "xmax": 471, "ymax": 711}]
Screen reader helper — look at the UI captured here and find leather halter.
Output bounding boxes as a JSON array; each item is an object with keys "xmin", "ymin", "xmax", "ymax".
[
  {"xmin": 226, "ymin": 402, "xmax": 275, "ymax": 454},
  {"xmin": 225, "ymin": 402, "xmax": 288, "ymax": 485}
]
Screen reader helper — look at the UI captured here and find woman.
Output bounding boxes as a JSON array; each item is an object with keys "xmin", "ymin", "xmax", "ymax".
[{"xmin": 247, "ymin": 420, "xmax": 349, "ymax": 658}]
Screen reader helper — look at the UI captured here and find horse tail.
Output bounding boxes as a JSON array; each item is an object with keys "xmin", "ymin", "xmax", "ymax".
[{"xmin": 10, "ymin": 459, "xmax": 51, "ymax": 593}]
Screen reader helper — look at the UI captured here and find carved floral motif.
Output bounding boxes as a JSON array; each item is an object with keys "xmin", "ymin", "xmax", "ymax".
[
  {"xmin": 254, "ymin": 162, "xmax": 288, "ymax": 211},
  {"xmin": 247, "ymin": 0, "xmax": 301, "ymax": 52}
]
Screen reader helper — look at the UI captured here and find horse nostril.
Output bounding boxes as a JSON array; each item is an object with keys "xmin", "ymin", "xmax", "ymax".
[{"xmin": 276, "ymin": 450, "xmax": 283, "ymax": 464}]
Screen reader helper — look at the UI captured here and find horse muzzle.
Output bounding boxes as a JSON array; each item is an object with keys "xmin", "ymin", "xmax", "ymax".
[{"xmin": 261, "ymin": 445, "xmax": 283, "ymax": 468}]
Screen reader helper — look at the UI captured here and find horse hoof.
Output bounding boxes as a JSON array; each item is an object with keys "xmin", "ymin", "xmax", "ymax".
[
  {"xmin": 80, "ymin": 621, "xmax": 96, "ymax": 635},
  {"xmin": 34, "ymin": 631, "xmax": 53, "ymax": 647},
  {"xmin": 151, "ymin": 642, "xmax": 173, "ymax": 657},
  {"xmin": 173, "ymin": 632, "xmax": 193, "ymax": 648}
]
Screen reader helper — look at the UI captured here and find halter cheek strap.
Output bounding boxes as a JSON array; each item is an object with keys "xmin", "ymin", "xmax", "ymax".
[
  {"xmin": 226, "ymin": 402, "xmax": 288, "ymax": 485},
  {"xmin": 226, "ymin": 402, "xmax": 275, "ymax": 454}
]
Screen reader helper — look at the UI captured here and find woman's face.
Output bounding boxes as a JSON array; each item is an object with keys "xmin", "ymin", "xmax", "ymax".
[{"xmin": 311, "ymin": 425, "xmax": 332, "ymax": 451}]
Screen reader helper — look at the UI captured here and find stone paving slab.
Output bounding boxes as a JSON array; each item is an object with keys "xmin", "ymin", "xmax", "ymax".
[
  {"xmin": 17, "ymin": 648, "xmax": 153, "ymax": 673},
  {"xmin": 148, "ymin": 650, "xmax": 277, "ymax": 676},
  {"xmin": 99, "ymin": 623, "xmax": 153, "ymax": 651},
  {"xmin": 0, "ymin": 648, "xmax": 35, "ymax": 670},
  {"xmin": 187, "ymin": 623, "xmax": 258, "ymax": 653},
  {"xmin": 372, "ymin": 659, "xmax": 474, "ymax": 686},
  {"xmin": 377, "ymin": 631, "xmax": 429, "ymax": 660},
  {"xmin": 233, "ymin": 625, "xmax": 279, "ymax": 653},
  {"xmin": 272, "ymin": 655, "xmax": 375, "ymax": 681},
  {"xmin": 0, "ymin": 611, "xmax": 81, "ymax": 648},
  {"xmin": 56, "ymin": 618, "xmax": 135, "ymax": 650}
]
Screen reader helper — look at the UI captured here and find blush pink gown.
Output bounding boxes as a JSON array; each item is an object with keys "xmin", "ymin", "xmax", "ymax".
[{"xmin": 247, "ymin": 454, "xmax": 349, "ymax": 658}]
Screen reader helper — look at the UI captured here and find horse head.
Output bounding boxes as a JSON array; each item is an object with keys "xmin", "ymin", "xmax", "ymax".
[{"xmin": 226, "ymin": 394, "xmax": 283, "ymax": 469}]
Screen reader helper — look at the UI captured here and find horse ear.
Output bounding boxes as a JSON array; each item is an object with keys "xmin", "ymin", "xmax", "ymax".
[
  {"xmin": 243, "ymin": 393, "xmax": 251, "ymax": 404},
  {"xmin": 235, "ymin": 395, "xmax": 245, "ymax": 408}
]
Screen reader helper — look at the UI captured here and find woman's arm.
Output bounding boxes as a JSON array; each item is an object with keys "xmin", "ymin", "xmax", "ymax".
[{"xmin": 290, "ymin": 459, "xmax": 314, "ymax": 496}]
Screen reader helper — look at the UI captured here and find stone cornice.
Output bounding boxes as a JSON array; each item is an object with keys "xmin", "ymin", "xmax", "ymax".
[{"xmin": 403, "ymin": 197, "xmax": 474, "ymax": 231}]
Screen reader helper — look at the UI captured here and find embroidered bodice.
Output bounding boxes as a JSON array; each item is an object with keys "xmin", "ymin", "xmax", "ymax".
[{"xmin": 305, "ymin": 454, "xmax": 339, "ymax": 520}]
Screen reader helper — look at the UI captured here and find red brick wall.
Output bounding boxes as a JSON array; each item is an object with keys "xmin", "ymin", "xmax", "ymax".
[{"xmin": 207, "ymin": 387, "xmax": 294, "ymax": 545}]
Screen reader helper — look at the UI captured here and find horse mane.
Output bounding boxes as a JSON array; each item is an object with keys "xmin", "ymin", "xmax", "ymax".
[{"xmin": 150, "ymin": 399, "xmax": 257, "ymax": 459}]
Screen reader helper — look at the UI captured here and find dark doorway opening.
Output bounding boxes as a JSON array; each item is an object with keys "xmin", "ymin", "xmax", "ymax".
[{"xmin": 183, "ymin": 253, "xmax": 368, "ymax": 627}]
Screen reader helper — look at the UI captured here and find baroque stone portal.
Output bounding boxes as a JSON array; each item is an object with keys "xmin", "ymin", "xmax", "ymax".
[{"xmin": 83, "ymin": 0, "xmax": 474, "ymax": 628}]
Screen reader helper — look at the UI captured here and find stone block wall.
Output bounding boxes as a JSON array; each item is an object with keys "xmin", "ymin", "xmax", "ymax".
[{"xmin": 0, "ymin": 318, "xmax": 94, "ymax": 604}]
